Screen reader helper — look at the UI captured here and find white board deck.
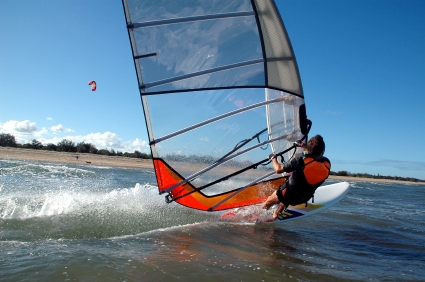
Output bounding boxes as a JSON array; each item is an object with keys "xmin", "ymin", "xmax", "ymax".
[{"xmin": 221, "ymin": 182, "xmax": 350, "ymax": 224}]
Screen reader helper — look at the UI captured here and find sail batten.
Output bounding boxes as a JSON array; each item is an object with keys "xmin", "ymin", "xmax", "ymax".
[
  {"xmin": 134, "ymin": 52, "xmax": 158, "ymax": 59},
  {"xmin": 128, "ymin": 11, "xmax": 256, "ymax": 29}
]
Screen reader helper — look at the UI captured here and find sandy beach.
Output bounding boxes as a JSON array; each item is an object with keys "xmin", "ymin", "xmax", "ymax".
[
  {"xmin": 0, "ymin": 147, "xmax": 152, "ymax": 169},
  {"xmin": 327, "ymin": 175, "xmax": 424, "ymax": 184},
  {"xmin": 1, "ymin": 147, "xmax": 423, "ymax": 184}
]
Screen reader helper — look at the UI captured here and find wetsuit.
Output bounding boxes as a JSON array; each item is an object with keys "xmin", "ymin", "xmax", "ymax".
[{"xmin": 276, "ymin": 154, "xmax": 331, "ymax": 206}]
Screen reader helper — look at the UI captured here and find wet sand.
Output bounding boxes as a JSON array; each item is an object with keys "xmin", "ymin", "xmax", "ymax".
[{"xmin": 1, "ymin": 147, "xmax": 423, "ymax": 184}]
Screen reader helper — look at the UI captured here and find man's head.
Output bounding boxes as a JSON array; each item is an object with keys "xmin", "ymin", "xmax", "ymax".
[{"xmin": 306, "ymin": 135, "xmax": 325, "ymax": 157}]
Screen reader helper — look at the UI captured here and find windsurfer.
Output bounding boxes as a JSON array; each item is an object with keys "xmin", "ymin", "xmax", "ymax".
[{"xmin": 261, "ymin": 135, "xmax": 331, "ymax": 219}]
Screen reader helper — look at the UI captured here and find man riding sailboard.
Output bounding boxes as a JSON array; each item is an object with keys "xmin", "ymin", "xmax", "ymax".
[
  {"xmin": 122, "ymin": 0, "xmax": 350, "ymax": 223},
  {"xmin": 262, "ymin": 135, "xmax": 331, "ymax": 219}
]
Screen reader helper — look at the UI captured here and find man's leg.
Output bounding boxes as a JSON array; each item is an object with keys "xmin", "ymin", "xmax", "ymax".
[
  {"xmin": 262, "ymin": 188, "xmax": 287, "ymax": 210},
  {"xmin": 261, "ymin": 191, "xmax": 279, "ymax": 209}
]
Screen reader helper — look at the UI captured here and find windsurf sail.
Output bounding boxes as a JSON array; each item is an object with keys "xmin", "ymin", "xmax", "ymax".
[{"xmin": 122, "ymin": 0, "xmax": 309, "ymax": 211}]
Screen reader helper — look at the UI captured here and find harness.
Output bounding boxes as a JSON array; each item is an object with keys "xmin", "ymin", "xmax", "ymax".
[{"xmin": 303, "ymin": 155, "xmax": 331, "ymax": 186}]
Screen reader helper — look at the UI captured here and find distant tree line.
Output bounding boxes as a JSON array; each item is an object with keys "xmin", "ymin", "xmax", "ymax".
[
  {"xmin": 0, "ymin": 133, "xmax": 151, "ymax": 159},
  {"xmin": 330, "ymin": 170, "xmax": 424, "ymax": 183},
  {"xmin": 2, "ymin": 132, "xmax": 424, "ymax": 182}
]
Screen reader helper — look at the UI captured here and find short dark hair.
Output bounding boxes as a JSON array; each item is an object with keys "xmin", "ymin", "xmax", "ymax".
[{"xmin": 307, "ymin": 135, "xmax": 325, "ymax": 156}]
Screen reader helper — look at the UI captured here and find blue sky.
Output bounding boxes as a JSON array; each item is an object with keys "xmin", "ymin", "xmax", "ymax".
[{"xmin": 1, "ymin": 0, "xmax": 424, "ymax": 179}]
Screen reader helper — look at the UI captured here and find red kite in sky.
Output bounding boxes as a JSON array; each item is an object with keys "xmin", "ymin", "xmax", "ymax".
[{"xmin": 88, "ymin": 81, "xmax": 96, "ymax": 91}]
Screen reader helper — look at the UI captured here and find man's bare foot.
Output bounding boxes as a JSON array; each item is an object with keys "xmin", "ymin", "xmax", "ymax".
[{"xmin": 273, "ymin": 209, "xmax": 280, "ymax": 219}]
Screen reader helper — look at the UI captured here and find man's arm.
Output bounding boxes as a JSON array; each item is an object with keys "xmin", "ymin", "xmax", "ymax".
[{"xmin": 270, "ymin": 156, "xmax": 284, "ymax": 174}]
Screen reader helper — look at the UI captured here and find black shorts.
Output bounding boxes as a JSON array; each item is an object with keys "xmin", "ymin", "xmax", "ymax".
[
  {"xmin": 276, "ymin": 182, "xmax": 311, "ymax": 206},
  {"xmin": 276, "ymin": 182, "xmax": 291, "ymax": 205}
]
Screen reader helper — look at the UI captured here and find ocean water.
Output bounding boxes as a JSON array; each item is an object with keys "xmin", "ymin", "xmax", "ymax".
[{"xmin": 1, "ymin": 159, "xmax": 424, "ymax": 282}]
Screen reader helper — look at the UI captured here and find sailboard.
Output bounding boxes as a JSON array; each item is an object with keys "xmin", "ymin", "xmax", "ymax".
[
  {"xmin": 221, "ymin": 181, "xmax": 350, "ymax": 224},
  {"xmin": 122, "ymin": 0, "xmax": 348, "ymax": 218}
]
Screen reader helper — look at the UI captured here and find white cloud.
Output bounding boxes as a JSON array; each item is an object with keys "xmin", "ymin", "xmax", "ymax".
[
  {"xmin": 46, "ymin": 117, "xmax": 53, "ymax": 120},
  {"xmin": 0, "ymin": 120, "xmax": 48, "ymax": 143},
  {"xmin": 51, "ymin": 124, "xmax": 74, "ymax": 133},
  {"xmin": 131, "ymin": 138, "xmax": 148, "ymax": 151},
  {"xmin": 40, "ymin": 132, "xmax": 149, "ymax": 153},
  {"xmin": 83, "ymin": 132, "xmax": 122, "ymax": 149},
  {"xmin": 0, "ymin": 120, "xmax": 37, "ymax": 134},
  {"xmin": 1, "ymin": 119, "xmax": 149, "ymax": 153},
  {"xmin": 34, "ymin": 128, "xmax": 49, "ymax": 137}
]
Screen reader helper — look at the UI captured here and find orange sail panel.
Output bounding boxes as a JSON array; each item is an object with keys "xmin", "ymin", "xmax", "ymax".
[{"xmin": 153, "ymin": 159, "xmax": 285, "ymax": 211}]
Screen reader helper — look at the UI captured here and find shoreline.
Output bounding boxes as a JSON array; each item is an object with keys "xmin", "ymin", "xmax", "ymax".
[
  {"xmin": 327, "ymin": 175, "xmax": 423, "ymax": 185},
  {"xmin": 1, "ymin": 147, "xmax": 423, "ymax": 185},
  {"xmin": 0, "ymin": 147, "xmax": 152, "ymax": 169}
]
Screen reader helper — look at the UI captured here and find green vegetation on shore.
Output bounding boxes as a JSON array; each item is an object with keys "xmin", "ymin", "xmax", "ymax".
[
  {"xmin": 329, "ymin": 170, "xmax": 424, "ymax": 183},
  {"xmin": 0, "ymin": 133, "xmax": 151, "ymax": 159}
]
